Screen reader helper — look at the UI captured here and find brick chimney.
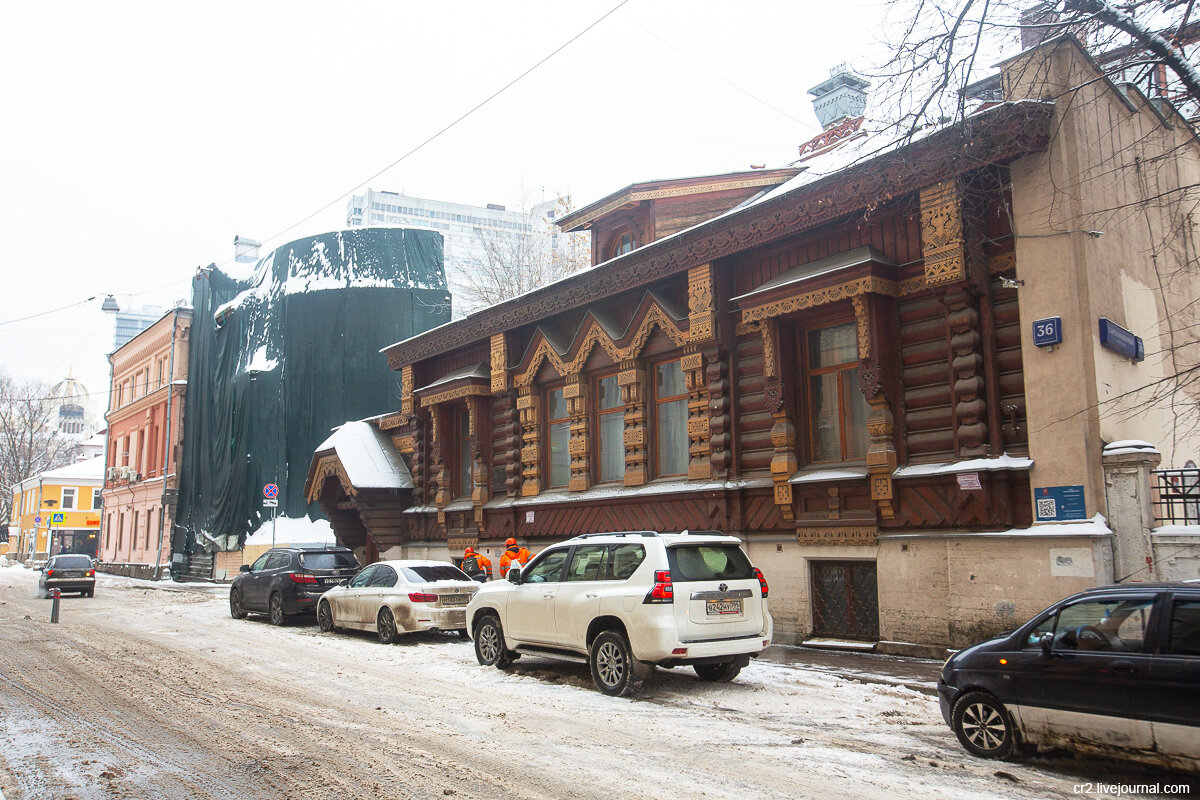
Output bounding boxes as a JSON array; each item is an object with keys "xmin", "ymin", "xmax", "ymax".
[{"xmin": 1020, "ymin": 3, "xmax": 1060, "ymax": 50}]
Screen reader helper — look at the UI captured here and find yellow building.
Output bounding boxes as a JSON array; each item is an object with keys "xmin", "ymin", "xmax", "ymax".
[{"xmin": 11, "ymin": 457, "xmax": 105, "ymax": 561}]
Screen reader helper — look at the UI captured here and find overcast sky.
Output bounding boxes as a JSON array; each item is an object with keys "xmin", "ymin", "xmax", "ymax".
[{"xmin": 1, "ymin": 0, "xmax": 905, "ymax": 413}]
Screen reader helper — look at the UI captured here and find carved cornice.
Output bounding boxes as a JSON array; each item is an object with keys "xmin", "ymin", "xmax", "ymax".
[
  {"xmin": 513, "ymin": 295, "xmax": 688, "ymax": 388},
  {"xmin": 418, "ymin": 383, "xmax": 490, "ymax": 407},
  {"xmin": 557, "ymin": 171, "xmax": 801, "ymax": 232},
  {"xmin": 377, "ymin": 412, "xmax": 408, "ymax": 431},
  {"xmin": 740, "ymin": 276, "xmax": 899, "ymax": 324},
  {"xmin": 307, "ymin": 455, "xmax": 353, "ymax": 503},
  {"xmin": 383, "ymin": 102, "xmax": 1054, "ymax": 369},
  {"xmin": 796, "ymin": 525, "xmax": 879, "ymax": 546}
]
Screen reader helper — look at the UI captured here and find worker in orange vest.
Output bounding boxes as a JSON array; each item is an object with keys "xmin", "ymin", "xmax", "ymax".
[
  {"xmin": 461, "ymin": 547, "xmax": 492, "ymax": 582},
  {"xmin": 499, "ymin": 538, "xmax": 532, "ymax": 578}
]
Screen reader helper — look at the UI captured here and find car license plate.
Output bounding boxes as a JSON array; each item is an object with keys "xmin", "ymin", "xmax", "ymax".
[
  {"xmin": 440, "ymin": 594, "xmax": 469, "ymax": 606},
  {"xmin": 706, "ymin": 599, "xmax": 742, "ymax": 616}
]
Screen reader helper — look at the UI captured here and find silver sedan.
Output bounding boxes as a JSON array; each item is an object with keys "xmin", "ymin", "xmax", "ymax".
[{"xmin": 316, "ymin": 560, "xmax": 479, "ymax": 643}]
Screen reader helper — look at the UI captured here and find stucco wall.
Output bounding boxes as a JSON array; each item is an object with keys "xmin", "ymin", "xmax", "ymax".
[
  {"xmin": 879, "ymin": 533, "xmax": 1112, "ymax": 653},
  {"xmin": 1007, "ymin": 40, "xmax": 1200, "ymax": 527}
]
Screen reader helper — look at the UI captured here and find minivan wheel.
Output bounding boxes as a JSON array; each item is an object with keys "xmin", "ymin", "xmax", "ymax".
[
  {"xmin": 694, "ymin": 661, "xmax": 741, "ymax": 682},
  {"xmin": 268, "ymin": 593, "xmax": 287, "ymax": 626},
  {"xmin": 317, "ymin": 600, "xmax": 334, "ymax": 632},
  {"xmin": 952, "ymin": 691, "xmax": 1015, "ymax": 759},
  {"xmin": 377, "ymin": 607, "xmax": 399, "ymax": 644},
  {"xmin": 230, "ymin": 588, "xmax": 248, "ymax": 619},
  {"xmin": 590, "ymin": 630, "xmax": 641, "ymax": 697},
  {"xmin": 473, "ymin": 616, "xmax": 512, "ymax": 668}
]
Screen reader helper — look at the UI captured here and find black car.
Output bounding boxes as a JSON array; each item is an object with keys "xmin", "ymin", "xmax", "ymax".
[
  {"xmin": 938, "ymin": 581, "xmax": 1200, "ymax": 771},
  {"xmin": 229, "ymin": 546, "xmax": 360, "ymax": 626},
  {"xmin": 39, "ymin": 554, "xmax": 96, "ymax": 598}
]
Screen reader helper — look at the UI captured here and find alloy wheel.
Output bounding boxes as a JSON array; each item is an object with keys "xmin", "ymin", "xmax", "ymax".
[
  {"xmin": 594, "ymin": 640, "xmax": 626, "ymax": 688},
  {"xmin": 961, "ymin": 701, "xmax": 1007, "ymax": 751}
]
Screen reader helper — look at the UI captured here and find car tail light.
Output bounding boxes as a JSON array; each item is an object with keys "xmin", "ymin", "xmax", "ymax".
[
  {"xmin": 45, "ymin": 569, "xmax": 54, "ymax": 577},
  {"xmin": 643, "ymin": 570, "xmax": 673, "ymax": 604},
  {"xmin": 409, "ymin": 592, "xmax": 437, "ymax": 603},
  {"xmin": 754, "ymin": 568, "xmax": 769, "ymax": 598},
  {"xmin": 288, "ymin": 573, "xmax": 317, "ymax": 584},
  {"xmin": 671, "ymin": 647, "xmax": 688, "ymax": 655},
  {"xmin": 86, "ymin": 570, "xmax": 94, "ymax": 577}
]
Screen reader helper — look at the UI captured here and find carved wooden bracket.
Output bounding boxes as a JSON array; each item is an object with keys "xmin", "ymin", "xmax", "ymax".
[
  {"xmin": 682, "ymin": 348, "xmax": 710, "ymax": 480},
  {"xmin": 564, "ymin": 376, "xmax": 590, "ymax": 492},
  {"xmin": 468, "ymin": 395, "xmax": 489, "ymax": 530},
  {"xmin": 401, "ymin": 365, "xmax": 415, "ymax": 416},
  {"xmin": 517, "ymin": 387, "xmax": 541, "ymax": 496},
  {"xmin": 770, "ymin": 408, "xmax": 797, "ymax": 523},
  {"xmin": 865, "ymin": 387, "xmax": 897, "ymax": 520},
  {"xmin": 920, "ymin": 181, "xmax": 966, "ymax": 286},
  {"xmin": 619, "ymin": 361, "xmax": 648, "ymax": 487},
  {"xmin": 688, "ymin": 263, "xmax": 717, "ymax": 344},
  {"xmin": 490, "ymin": 333, "xmax": 508, "ymax": 394}
]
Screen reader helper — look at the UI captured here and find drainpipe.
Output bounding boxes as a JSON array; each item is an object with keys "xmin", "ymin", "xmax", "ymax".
[{"xmin": 154, "ymin": 309, "xmax": 179, "ymax": 579}]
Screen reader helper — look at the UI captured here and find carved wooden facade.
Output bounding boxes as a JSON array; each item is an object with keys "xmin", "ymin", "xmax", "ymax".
[{"xmin": 317, "ymin": 100, "xmax": 1052, "ymax": 560}]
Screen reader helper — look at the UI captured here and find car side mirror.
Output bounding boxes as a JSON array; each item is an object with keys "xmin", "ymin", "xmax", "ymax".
[
  {"xmin": 1038, "ymin": 631, "xmax": 1054, "ymax": 657},
  {"xmin": 507, "ymin": 566, "xmax": 523, "ymax": 584},
  {"xmin": 239, "ymin": 564, "xmax": 251, "ymax": 573}
]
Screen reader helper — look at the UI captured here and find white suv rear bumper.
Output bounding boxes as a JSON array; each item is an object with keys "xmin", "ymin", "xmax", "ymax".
[{"xmin": 631, "ymin": 610, "xmax": 773, "ymax": 663}]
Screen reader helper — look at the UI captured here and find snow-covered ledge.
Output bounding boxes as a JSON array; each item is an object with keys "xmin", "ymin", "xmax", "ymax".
[
  {"xmin": 788, "ymin": 467, "xmax": 868, "ymax": 484},
  {"xmin": 892, "ymin": 453, "xmax": 1032, "ymax": 478}
]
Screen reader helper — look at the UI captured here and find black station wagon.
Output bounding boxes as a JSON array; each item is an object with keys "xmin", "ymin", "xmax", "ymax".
[{"xmin": 938, "ymin": 582, "xmax": 1200, "ymax": 771}]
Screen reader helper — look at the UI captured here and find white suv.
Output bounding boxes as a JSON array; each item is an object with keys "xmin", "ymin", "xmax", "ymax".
[{"xmin": 465, "ymin": 530, "xmax": 772, "ymax": 696}]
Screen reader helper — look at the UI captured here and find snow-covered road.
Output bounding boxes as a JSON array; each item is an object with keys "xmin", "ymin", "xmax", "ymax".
[{"xmin": 0, "ymin": 565, "xmax": 1188, "ymax": 799}]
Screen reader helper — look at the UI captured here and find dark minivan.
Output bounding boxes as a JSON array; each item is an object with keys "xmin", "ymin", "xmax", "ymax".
[
  {"xmin": 939, "ymin": 582, "xmax": 1200, "ymax": 771},
  {"xmin": 229, "ymin": 546, "xmax": 359, "ymax": 626}
]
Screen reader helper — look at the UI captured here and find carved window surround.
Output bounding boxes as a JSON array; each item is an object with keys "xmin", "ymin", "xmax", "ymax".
[
  {"xmin": 306, "ymin": 455, "xmax": 354, "ymax": 503},
  {"xmin": 413, "ymin": 374, "xmax": 491, "ymax": 525},
  {"xmin": 512, "ymin": 292, "xmax": 688, "ymax": 389}
]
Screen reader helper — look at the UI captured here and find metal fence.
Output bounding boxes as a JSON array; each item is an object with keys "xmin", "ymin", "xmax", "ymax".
[{"xmin": 1152, "ymin": 468, "xmax": 1200, "ymax": 526}]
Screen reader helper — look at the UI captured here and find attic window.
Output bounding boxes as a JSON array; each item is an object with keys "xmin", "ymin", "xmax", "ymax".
[{"xmin": 608, "ymin": 230, "xmax": 637, "ymax": 259}]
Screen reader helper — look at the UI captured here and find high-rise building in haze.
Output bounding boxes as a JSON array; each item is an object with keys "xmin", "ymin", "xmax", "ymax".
[{"xmin": 113, "ymin": 305, "xmax": 164, "ymax": 350}]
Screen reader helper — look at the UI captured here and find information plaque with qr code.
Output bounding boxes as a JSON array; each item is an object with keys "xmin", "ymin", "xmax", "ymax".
[{"xmin": 1034, "ymin": 484, "xmax": 1086, "ymax": 522}]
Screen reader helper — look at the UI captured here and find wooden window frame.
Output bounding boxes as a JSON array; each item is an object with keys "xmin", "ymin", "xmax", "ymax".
[
  {"xmin": 651, "ymin": 356, "xmax": 688, "ymax": 478},
  {"xmin": 801, "ymin": 317, "xmax": 867, "ymax": 465},
  {"xmin": 451, "ymin": 405, "xmax": 472, "ymax": 500},
  {"xmin": 544, "ymin": 383, "xmax": 570, "ymax": 489},
  {"xmin": 592, "ymin": 371, "xmax": 624, "ymax": 484}
]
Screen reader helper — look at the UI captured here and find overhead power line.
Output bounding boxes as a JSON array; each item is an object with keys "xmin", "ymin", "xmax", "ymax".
[{"xmin": 247, "ymin": 0, "xmax": 633, "ymax": 262}]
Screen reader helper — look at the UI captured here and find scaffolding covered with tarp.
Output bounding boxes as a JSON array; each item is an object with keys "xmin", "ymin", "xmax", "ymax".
[{"xmin": 172, "ymin": 228, "xmax": 449, "ymax": 568}]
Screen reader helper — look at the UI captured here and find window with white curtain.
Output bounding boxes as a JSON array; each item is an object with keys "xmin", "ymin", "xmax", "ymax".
[
  {"xmin": 547, "ymin": 387, "xmax": 570, "ymax": 488},
  {"xmin": 596, "ymin": 374, "xmax": 625, "ymax": 482},
  {"xmin": 655, "ymin": 360, "xmax": 688, "ymax": 477}
]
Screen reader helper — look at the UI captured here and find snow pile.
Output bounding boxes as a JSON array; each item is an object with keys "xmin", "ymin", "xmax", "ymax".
[
  {"xmin": 893, "ymin": 453, "xmax": 1033, "ymax": 478},
  {"xmin": 243, "ymin": 516, "xmax": 335, "ymax": 546}
]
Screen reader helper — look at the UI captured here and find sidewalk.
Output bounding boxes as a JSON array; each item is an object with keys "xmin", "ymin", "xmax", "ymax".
[{"xmin": 758, "ymin": 644, "xmax": 942, "ymax": 696}]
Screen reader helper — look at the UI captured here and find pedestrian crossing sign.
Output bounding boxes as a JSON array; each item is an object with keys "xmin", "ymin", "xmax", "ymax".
[{"xmin": 51, "ymin": 512, "xmax": 65, "ymax": 525}]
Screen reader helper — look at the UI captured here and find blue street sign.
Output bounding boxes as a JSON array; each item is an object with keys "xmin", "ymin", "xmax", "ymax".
[
  {"xmin": 1099, "ymin": 317, "xmax": 1144, "ymax": 362},
  {"xmin": 34, "ymin": 516, "xmax": 41, "ymax": 524},
  {"xmin": 1034, "ymin": 485, "xmax": 1086, "ymax": 522},
  {"xmin": 264, "ymin": 483, "xmax": 279, "ymax": 499},
  {"xmin": 50, "ymin": 512, "xmax": 65, "ymax": 525},
  {"xmin": 1032, "ymin": 316, "xmax": 1062, "ymax": 348}
]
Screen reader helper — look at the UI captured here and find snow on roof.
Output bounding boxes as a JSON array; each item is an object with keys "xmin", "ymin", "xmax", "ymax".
[
  {"xmin": 732, "ymin": 246, "xmax": 896, "ymax": 304},
  {"xmin": 416, "ymin": 363, "xmax": 490, "ymax": 394},
  {"xmin": 315, "ymin": 421, "xmax": 413, "ymax": 490},
  {"xmin": 40, "ymin": 456, "xmax": 105, "ymax": 483}
]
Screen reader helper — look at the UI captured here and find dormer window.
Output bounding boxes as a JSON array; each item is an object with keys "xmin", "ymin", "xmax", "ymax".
[{"xmin": 609, "ymin": 230, "xmax": 637, "ymax": 259}]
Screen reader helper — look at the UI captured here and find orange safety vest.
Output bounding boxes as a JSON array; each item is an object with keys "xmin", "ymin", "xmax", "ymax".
[{"xmin": 499, "ymin": 547, "xmax": 531, "ymax": 576}]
